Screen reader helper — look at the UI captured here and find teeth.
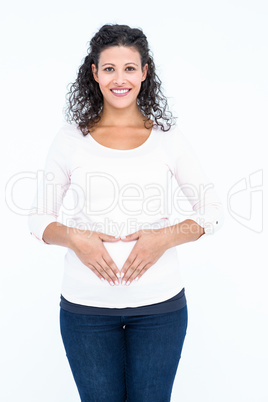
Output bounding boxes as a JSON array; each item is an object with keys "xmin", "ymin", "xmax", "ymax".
[{"xmin": 112, "ymin": 89, "xmax": 130, "ymax": 94}]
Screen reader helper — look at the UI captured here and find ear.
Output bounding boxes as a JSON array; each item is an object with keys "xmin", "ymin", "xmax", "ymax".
[
  {"xmin": 91, "ymin": 64, "xmax": 99, "ymax": 83},
  {"xmin": 141, "ymin": 63, "xmax": 148, "ymax": 81}
]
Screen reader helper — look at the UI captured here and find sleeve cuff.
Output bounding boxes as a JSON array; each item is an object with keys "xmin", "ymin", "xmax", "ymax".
[
  {"xmin": 28, "ymin": 214, "xmax": 58, "ymax": 245},
  {"xmin": 189, "ymin": 203, "xmax": 225, "ymax": 235}
]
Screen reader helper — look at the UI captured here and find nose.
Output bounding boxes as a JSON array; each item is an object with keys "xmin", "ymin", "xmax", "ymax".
[{"xmin": 113, "ymin": 70, "xmax": 126, "ymax": 85}]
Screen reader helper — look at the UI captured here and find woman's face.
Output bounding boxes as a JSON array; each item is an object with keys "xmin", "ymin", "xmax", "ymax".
[{"xmin": 91, "ymin": 46, "xmax": 148, "ymax": 111}]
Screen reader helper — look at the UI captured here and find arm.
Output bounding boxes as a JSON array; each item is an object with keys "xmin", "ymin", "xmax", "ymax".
[
  {"xmin": 161, "ymin": 218, "xmax": 205, "ymax": 250},
  {"xmin": 28, "ymin": 126, "xmax": 121, "ymax": 284},
  {"xmin": 156, "ymin": 128, "xmax": 224, "ymax": 250},
  {"xmin": 27, "ymin": 126, "xmax": 72, "ymax": 245},
  {"xmin": 42, "ymin": 222, "xmax": 73, "ymax": 247},
  {"xmin": 170, "ymin": 127, "xmax": 224, "ymax": 237}
]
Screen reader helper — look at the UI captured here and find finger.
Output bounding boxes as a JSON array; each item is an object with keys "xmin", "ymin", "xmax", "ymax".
[
  {"xmin": 88, "ymin": 257, "xmax": 118, "ymax": 285},
  {"xmin": 120, "ymin": 254, "xmax": 138, "ymax": 280},
  {"xmin": 101, "ymin": 255, "xmax": 121, "ymax": 284},
  {"xmin": 98, "ymin": 233, "xmax": 121, "ymax": 242},
  {"xmin": 125, "ymin": 262, "xmax": 152, "ymax": 285},
  {"xmin": 101, "ymin": 248, "xmax": 121, "ymax": 278},
  {"xmin": 120, "ymin": 232, "xmax": 140, "ymax": 241},
  {"xmin": 87, "ymin": 262, "xmax": 112, "ymax": 284},
  {"xmin": 122, "ymin": 260, "xmax": 143, "ymax": 285},
  {"xmin": 95, "ymin": 260, "xmax": 118, "ymax": 286}
]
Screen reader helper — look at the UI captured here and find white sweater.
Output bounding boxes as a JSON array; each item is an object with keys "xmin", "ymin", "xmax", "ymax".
[{"xmin": 28, "ymin": 122, "xmax": 224, "ymax": 308}]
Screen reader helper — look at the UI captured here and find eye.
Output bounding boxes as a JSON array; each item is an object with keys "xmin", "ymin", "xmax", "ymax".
[
  {"xmin": 104, "ymin": 67, "xmax": 114, "ymax": 72},
  {"xmin": 126, "ymin": 66, "xmax": 135, "ymax": 71}
]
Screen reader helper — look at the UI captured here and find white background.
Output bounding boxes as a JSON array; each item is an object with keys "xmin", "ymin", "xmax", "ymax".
[{"xmin": 1, "ymin": 0, "xmax": 267, "ymax": 401}]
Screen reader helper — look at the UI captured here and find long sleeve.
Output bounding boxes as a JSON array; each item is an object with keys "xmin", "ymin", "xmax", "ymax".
[
  {"xmin": 28, "ymin": 126, "xmax": 72, "ymax": 244},
  {"xmin": 169, "ymin": 127, "xmax": 224, "ymax": 235}
]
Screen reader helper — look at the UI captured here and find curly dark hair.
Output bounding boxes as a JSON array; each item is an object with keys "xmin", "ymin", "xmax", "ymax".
[{"xmin": 64, "ymin": 23, "xmax": 177, "ymax": 135}]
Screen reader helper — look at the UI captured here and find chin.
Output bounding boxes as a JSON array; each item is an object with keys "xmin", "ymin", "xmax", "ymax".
[{"xmin": 108, "ymin": 100, "xmax": 136, "ymax": 109}]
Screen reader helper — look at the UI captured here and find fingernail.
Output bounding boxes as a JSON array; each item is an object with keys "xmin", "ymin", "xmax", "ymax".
[
  {"xmin": 135, "ymin": 277, "xmax": 139, "ymax": 281},
  {"xmin": 122, "ymin": 280, "xmax": 126, "ymax": 285},
  {"xmin": 110, "ymin": 281, "xmax": 114, "ymax": 286},
  {"xmin": 121, "ymin": 273, "xmax": 124, "ymax": 279},
  {"xmin": 121, "ymin": 236, "xmax": 126, "ymax": 239},
  {"xmin": 116, "ymin": 273, "xmax": 121, "ymax": 278},
  {"xmin": 115, "ymin": 235, "xmax": 120, "ymax": 238},
  {"xmin": 115, "ymin": 281, "xmax": 119, "ymax": 285},
  {"xmin": 126, "ymin": 281, "xmax": 130, "ymax": 286},
  {"xmin": 101, "ymin": 278, "xmax": 105, "ymax": 282}
]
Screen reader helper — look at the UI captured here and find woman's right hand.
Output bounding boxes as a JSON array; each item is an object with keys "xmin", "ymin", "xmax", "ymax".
[{"xmin": 69, "ymin": 229, "xmax": 121, "ymax": 286}]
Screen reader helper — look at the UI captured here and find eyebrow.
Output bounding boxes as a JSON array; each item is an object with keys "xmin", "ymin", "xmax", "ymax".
[{"xmin": 101, "ymin": 62, "xmax": 139, "ymax": 67}]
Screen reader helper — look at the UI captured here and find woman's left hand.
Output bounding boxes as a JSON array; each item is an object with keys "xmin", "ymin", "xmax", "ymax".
[{"xmin": 119, "ymin": 228, "xmax": 171, "ymax": 285}]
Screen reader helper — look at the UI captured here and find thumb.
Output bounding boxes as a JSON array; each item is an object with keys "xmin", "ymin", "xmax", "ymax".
[
  {"xmin": 98, "ymin": 232, "xmax": 120, "ymax": 242},
  {"xmin": 120, "ymin": 232, "xmax": 140, "ymax": 241}
]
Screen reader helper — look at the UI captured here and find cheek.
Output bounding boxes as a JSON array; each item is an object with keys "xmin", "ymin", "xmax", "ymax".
[
  {"xmin": 97, "ymin": 75, "xmax": 111, "ymax": 88},
  {"xmin": 132, "ymin": 73, "xmax": 144, "ymax": 86}
]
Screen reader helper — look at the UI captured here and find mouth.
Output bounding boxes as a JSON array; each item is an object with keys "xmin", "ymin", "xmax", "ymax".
[{"xmin": 110, "ymin": 89, "xmax": 131, "ymax": 97}]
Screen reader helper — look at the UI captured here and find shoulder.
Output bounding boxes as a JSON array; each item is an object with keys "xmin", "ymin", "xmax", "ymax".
[
  {"xmin": 158, "ymin": 123, "xmax": 188, "ymax": 154},
  {"xmin": 45, "ymin": 122, "xmax": 85, "ymax": 160},
  {"xmin": 51, "ymin": 122, "xmax": 87, "ymax": 148},
  {"xmin": 56, "ymin": 121, "xmax": 83, "ymax": 139}
]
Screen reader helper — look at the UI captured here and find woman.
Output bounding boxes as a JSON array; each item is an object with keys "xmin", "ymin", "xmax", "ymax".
[{"xmin": 28, "ymin": 24, "xmax": 224, "ymax": 402}]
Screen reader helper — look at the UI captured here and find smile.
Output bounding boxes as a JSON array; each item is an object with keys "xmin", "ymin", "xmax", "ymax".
[{"xmin": 111, "ymin": 89, "xmax": 131, "ymax": 97}]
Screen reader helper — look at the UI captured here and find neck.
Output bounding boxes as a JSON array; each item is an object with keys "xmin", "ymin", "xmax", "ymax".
[{"xmin": 98, "ymin": 102, "xmax": 146, "ymax": 127}]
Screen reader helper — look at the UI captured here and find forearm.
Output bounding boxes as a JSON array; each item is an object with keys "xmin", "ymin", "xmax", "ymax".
[
  {"xmin": 162, "ymin": 219, "xmax": 205, "ymax": 249},
  {"xmin": 42, "ymin": 222, "xmax": 76, "ymax": 248}
]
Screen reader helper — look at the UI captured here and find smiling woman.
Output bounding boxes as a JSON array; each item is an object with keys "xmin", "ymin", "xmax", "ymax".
[
  {"xmin": 28, "ymin": 23, "xmax": 224, "ymax": 402},
  {"xmin": 91, "ymin": 46, "xmax": 148, "ymax": 107},
  {"xmin": 64, "ymin": 24, "xmax": 174, "ymax": 135}
]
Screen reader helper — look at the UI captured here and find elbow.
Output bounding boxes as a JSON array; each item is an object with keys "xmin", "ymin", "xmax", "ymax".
[
  {"xmin": 192, "ymin": 202, "xmax": 225, "ymax": 235},
  {"xmin": 203, "ymin": 203, "xmax": 225, "ymax": 235},
  {"xmin": 28, "ymin": 213, "xmax": 41, "ymax": 242},
  {"xmin": 27, "ymin": 213, "xmax": 52, "ymax": 245}
]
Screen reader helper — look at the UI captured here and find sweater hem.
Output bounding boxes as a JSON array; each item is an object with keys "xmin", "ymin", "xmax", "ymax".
[{"xmin": 61, "ymin": 285, "xmax": 185, "ymax": 309}]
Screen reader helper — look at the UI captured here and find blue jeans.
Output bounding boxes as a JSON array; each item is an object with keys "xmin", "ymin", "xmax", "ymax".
[{"xmin": 60, "ymin": 305, "xmax": 188, "ymax": 402}]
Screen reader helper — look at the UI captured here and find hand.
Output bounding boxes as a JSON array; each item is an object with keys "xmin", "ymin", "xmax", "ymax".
[
  {"xmin": 70, "ymin": 229, "xmax": 121, "ymax": 286},
  {"xmin": 120, "ymin": 228, "xmax": 169, "ymax": 285}
]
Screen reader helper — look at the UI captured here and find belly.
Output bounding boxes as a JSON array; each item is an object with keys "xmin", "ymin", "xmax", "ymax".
[
  {"xmin": 102, "ymin": 239, "xmax": 138, "ymax": 272},
  {"xmin": 102, "ymin": 217, "xmax": 171, "ymax": 271}
]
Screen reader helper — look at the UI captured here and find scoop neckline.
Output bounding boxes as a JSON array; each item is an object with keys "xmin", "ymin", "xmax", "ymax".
[{"xmin": 86, "ymin": 125, "xmax": 156, "ymax": 152}]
